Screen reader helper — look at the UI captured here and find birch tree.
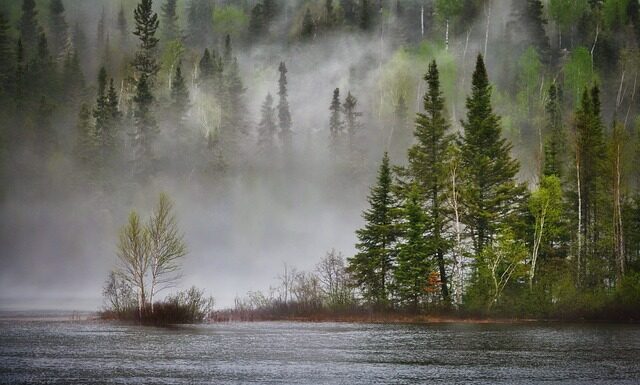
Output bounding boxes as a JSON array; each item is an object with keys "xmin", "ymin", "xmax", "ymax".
[
  {"xmin": 147, "ymin": 193, "xmax": 187, "ymax": 312},
  {"xmin": 117, "ymin": 212, "xmax": 150, "ymax": 318}
]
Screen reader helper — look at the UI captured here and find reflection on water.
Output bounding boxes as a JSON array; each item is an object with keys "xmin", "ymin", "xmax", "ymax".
[{"xmin": 1, "ymin": 317, "xmax": 639, "ymax": 384}]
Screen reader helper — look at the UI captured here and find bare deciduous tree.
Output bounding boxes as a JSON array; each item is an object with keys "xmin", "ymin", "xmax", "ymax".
[{"xmin": 116, "ymin": 211, "xmax": 150, "ymax": 318}]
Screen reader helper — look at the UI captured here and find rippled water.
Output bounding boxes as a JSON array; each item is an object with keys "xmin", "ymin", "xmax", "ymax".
[{"xmin": 1, "ymin": 316, "xmax": 639, "ymax": 384}]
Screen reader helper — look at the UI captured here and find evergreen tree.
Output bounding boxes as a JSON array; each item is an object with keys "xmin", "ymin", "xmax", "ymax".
[
  {"xmin": 14, "ymin": 39, "xmax": 27, "ymax": 116},
  {"xmin": 93, "ymin": 67, "xmax": 119, "ymax": 167},
  {"xmin": 72, "ymin": 22, "xmax": 88, "ymax": 62},
  {"xmin": 222, "ymin": 57, "xmax": 246, "ymax": 137},
  {"xmin": 249, "ymin": 3, "xmax": 265, "ymax": 39},
  {"xmin": 0, "ymin": 11, "xmax": 12, "ymax": 88},
  {"xmin": 390, "ymin": 93, "xmax": 409, "ymax": 160},
  {"xmin": 198, "ymin": 49, "xmax": 214, "ymax": 82},
  {"xmin": 341, "ymin": 0, "xmax": 357, "ymax": 25},
  {"xmin": 342, "ymin": 91, "xmax": 360, "ymax": 148},
  {"xmin": 573, "ymin": 85, "xmax": 609, "ymax": 286},
  {"xmin": 258, "ymin": 93, "xmax": 277, "ymax": 146},
  {"xmin": 329, "ymin": 87, "xmax": 343, "ymax": 142},
  {"xmin": 74, "ymin": 103, "xmax": 97, "ymax": 169},
  {"xmin": 394, "ymin": 183, "xmax": 431, "ymax": 310},
  {"xmin": 170, "ymin": 63, "xmax": 189, "ymax": 127},
  {"xmin": 302, "ymin": 8, "xmax": 314, "ymax": 39},
  {"xmin": 405, "ymin": 61, "xmax": 454, "ymax": 303},
  {"xmin": 96, "ymin": 8, "xmax": 106, "ymax": 57},
  {"xmin": 187, "ymin": 0, "xmax": 214, "ymax": 47},
  {"xmin": 223, "ymin": 34, "xmax": 232, "ymax": 66},
  {"xmin": 161, "ymin": 0, "xmax": 180, "ymax": 42},
  {"xmin": 133, "ymin": 0, "xmax": 160, "ymax": 79},
  {"xmin": 277, "ymin": 62, "xmax": 292, "ymax": 146},
  {"xmin": 61, "ymin": 47, "xmax": 84, "ymax": 105},
  {"xmin": 359, "ymin": 0, "xmax": 371, "ymax": 30},
  {"xmin": 48, "ymin": 0, "xmax": 68, "ymax": 59},
  {"xmin": 458, "ymin": 54, "xmax": 525, "ymax": 255},
  {"xmin": 543, "ymin": 82, "xmax": 565, "ymax": 178},
  {"xmin": 515, "ymin": 0, "xmax": 551, "ymax": 64},
  {"xmin": 117, "ymin": 3, "xmax": 128, "ymax": 46},
  {"xmin": 18, "ymin": 0, "xmax": 39, "ymax": 53},
  {"xmin": 325, "ymin": 0, "xmax": 335, "ymax": 26},
  {"xmin": 35, "ymin": 96, "xmax": 55, "ymax": 153},
  {"xmin": 348, "ymin": 152, "xmax": 398, "ymax": 306},
  {"xmin": 132, "ymin": 73, "xmax": 158, "ymax": 177}
]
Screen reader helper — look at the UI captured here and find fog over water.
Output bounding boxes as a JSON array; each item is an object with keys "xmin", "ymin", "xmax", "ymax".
[{"xmin": 0, "ymin": 0, "xmax": 623, "ymax": 310}]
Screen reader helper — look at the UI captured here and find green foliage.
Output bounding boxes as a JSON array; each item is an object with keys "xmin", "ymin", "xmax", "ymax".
[
  {"xmin": 213, "ymin": 5, "xmax": 249, "ymax": 38},
  {"xmin": 548, "ymin": 0, "xmax": 588, "ymax": 31},
  {"xmin": 258, "ymin": 93, "xmax": 277, "ymax": 146},
  {"xmin": 459, "ymin": 55, "xmax": 525, "ymax": 255},
  {"xmin": 602, "ymin": 0, "xmax": 631, "ymax": 29},
  {"xmin": 277, "ymin": 62, "xmax": 292, "ymax": 145},
  {"xmin": 516, "ymin": 46, "xmax": 543, "ymax": 118},
  {"xmin": 563, "ymin": 47, "xmax": 597, "ymax": 105},
  {"xmin": 348, "ymin": 152, "xmax": 398, "ymax": 307}
]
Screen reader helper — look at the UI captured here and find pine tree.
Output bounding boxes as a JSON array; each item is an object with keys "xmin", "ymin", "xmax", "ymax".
[
  {"xmin": 133, "ymin": 0, "xmax": 160, "ymax": 79},
  {"xmin": 249, "ymin": 3, "xmax": 265, "ymax": 39},
  {"xmin": 277, "ymin": 62, "xmax": 292, "ymax": 146},
  {"xmin": 390, "ymin": 93, "xmax": 409, "ymax": 159},
  {"xmin": 187, "ymin": 0, "xmax": 214, "ymax": 47},
  {"xmin": 222, "ymin": 57, "xmax": 246, "ymax": 137},
  {"xmin": 198, "ymin": 48, "xmax": 214, "ymax": 82},
  {"xmin": 329, "ymin": 87, "xmax": 343, "ymax": 142},
  {"xmin": 161, "ymin": 0, "xmax": 180, "ymax": 42},
  {"xmin": 263, "ymin": 0, "xmax": 277, "ymax": 23},
  {"xmin": 94, "ymin": 67, "xmax": 119, "ymax": 167},
  {"xmin": 48, "ymin": 0, "xmax": 68, "ymax": 58},
  {"xmin": 72, "ymin": 22, "xmax": 88, "ymax": 62},
  {"xmin": 405, "ymin": 60, "xmax": 454, "ymax": 303},
  {"xmin": 342, "ymin": 91, "xmax": 360, "ymax": 149},
  {"xmin": 394, "ymin": 183, "xmax": 431, "ymax": 310},
  {"xmin": 325, "ymin": 0, "xmax": 335, "ymax": 26},
  {"xmin": 543, "ymin": 82, "xmax": 565, "ymax": 178},
  {"xmin": 14, "ymin": 39, "xmax": 27, "ymax": 116},
  {"xmin": 0, "ymin": 11, "xmax": 11, "ymax": 88},
  {"xmin": 573, "ymin": 85, "xmax": 609, "ymax": 286},
  {"xmin": 117, "ymin": 3, "xmax": 128, "ymax": 46},
  {"xmin": 223, "ymin": 34, "xmax": 232, "ymax": 66},
  {"xmin": 96, "ymin": 8, "xmax": 106, "ymax": 57},
  {"xmin": 18, "ymin": 0, "xmax": 39, "ymax": 53},
  {"xmin": 348, "ymin": 152, "xmax": 398, "ymax": 307},
  {"xmin": 132, "ymin": 73, "xmax": 158, "ymax": 177},
  {"xmin": 302, "ymin": 8, "xmax": 314, "ymax": 39},
  {"xmin": 458, "ymin": 54, "xmax": 525, "ymax": 255},
  {"xmin": 74, "ymin": 103, "xmax": 97, "ymax": 169},
  {"xmin": 258, "ymin": 93, "xmax": 277, "ymax": 146},
  {"xmin": 341, "ymin": 0, "xmax": 357, "ymax": 25},
  {"xmin": 170, "ymin": 63, "xmax": 189, "ymax": 127},
  {"xmin": 359, "ymin": 0, "xmax": 371, "ymax": 30},
  {"xmin": 515, "ymin": 0, "xmax": 551, "ymax": 64}
]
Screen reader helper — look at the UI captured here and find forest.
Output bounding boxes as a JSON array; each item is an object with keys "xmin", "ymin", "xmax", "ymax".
[{"xmin": 0, "ymin": 0, "xmax": 639, "ymax": 321}]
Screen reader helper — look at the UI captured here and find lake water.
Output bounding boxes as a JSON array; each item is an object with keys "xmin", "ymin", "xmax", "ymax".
[{"xmin": 1, "ymin": 315, "xmax": 640, "ymax": 384}]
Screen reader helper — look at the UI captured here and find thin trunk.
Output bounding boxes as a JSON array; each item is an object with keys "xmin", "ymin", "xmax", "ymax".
[
  {"xmin": 614, "ymin": 142, "xmax": 625, "ymax": 284},
  {"xmin": 484, "ymin": 1, "xmax": 491, "ymax": 58},
  {"xmin": 421, "ymin": 5, "xmax": 424, "ymax": 37},
  {"xmin": 590, "ymin": 24, "xmax": 599, "ymax": 71},
  {"xmin": 576, "ymin": 152, "xmax": 582, "ymax": 286},
  {"xmin": 445, "ymin": 19, "xmax": 449, "ymax": 51},
  {"xmin": 531, "ymin": 203, "xmax": 547, "ymax": 288}
]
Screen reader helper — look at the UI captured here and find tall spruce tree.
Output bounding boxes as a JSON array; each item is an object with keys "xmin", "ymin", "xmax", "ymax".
[
  {"xmin": 222, "ymin": 57, "xmax": 246, "ymax": 138},
  {"xmin": 543, "ymin": 82, "xmax": 565, "ymax": 178},
  {"xmin": 117, "ymin": 3, "xmax": 128, "ymax": 46},
  {"xmin": 458, "ymin": 54, "xmax": 525, "ymax": 255},
  {"xmin": 359, "ymin": 0, "xmax": 371, "ymax": 30},
  {"xmin": 302, "ymin": 8, "xmax": 314, "ymax": 39},
  {"xmin": 187, "ymin": 0, "xmax": 214, "ymax": 47},
  {"xmin": 258, "ymin": 93, "xmax": 277, "ymax": 147},
  {"xmin": 277, "ymin": 62, "xmax": 292, "ymax": 146},
  {"xmin": 170, "ymin": 63, "xmax": 189, "ymax": 124},
  {"xmin": 48, "ymin": 0, "xmax": 68, "ymax": 59},
  {"xmin": 515, "ymin": 0, "xmax": 551, "ymax": 64},
  {"xmin": 329, "ymin": 87, "xmax": 343, "ymax": 142},
  {"xmin": 133, "ymin": 0, "xmax": 160, "ymax": 79},
  {"xmin": 94, "ymin": 67, "xmax": 119, "ymax": 167},
  {"xmin": 18, "ymin": 0, "xmax": 39, "ymax": 53},
  {"xmin": 74, "ymin": 103, "xmax": 97, "ymax": 170},
  {"xmin": 348, "ymin": 152, "xmax": 398, "ymax": 306},
  {"xmin": 0, "ymin": 12, "xmax": 11, "ymax": 88},
  {"xmin": 132, "ymin": 73, "xmax": 158, "ymax": 176},
  {"xmin": 161, "ymin": 0, "xmax": 180, "ymax": 42},
  {"xmin": 343, "ymin": 91, "xmax": 360, "ymax": 149},
  {"xmin": 405, "ymin": 60, "xmax": 453, "ymax": 303},
  {"xmin": 394, "ymin": 183, "xmax": 431, "ymax": 310}
]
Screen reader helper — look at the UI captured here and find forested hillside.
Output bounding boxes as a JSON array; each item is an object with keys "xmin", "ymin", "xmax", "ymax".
[{"xmin": 0, "ymin": 0, "xmax": 639, "ymax": 317}]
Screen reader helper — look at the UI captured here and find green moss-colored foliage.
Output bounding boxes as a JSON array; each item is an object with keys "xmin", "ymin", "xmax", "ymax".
[{"xmin": 213, "ymin": 5, "xmax": 249, "ymax": 38}]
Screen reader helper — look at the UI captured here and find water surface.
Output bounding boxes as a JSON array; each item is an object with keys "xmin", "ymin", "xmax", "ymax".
[{"xmin": 1, "ymin": 316, "xmax": 639, "ymax": 384}]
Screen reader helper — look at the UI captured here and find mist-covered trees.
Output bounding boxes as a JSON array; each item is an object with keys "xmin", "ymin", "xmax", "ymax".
[{"xmin": 277, "ymin": 62, "xmax": 292, "ymax": 146}]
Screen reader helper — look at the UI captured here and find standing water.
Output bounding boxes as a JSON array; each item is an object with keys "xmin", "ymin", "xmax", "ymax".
[{"xmin": 1, "ymin": 316, "xmax": 640, "ymax": 384}]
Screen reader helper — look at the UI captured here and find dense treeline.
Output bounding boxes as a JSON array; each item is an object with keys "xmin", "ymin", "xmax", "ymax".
[{"xmin": 0, "ymin": 1, "xmax": 639, "ymax": 319}]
